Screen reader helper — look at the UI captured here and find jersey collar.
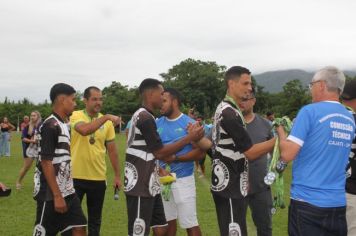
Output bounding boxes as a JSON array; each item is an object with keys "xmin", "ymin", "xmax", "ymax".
[{"xmin": 223, "ymin": 94, "xmax": 246, "ymax": 127}]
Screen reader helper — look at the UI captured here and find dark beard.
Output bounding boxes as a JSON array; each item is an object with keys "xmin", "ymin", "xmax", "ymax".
[{"xmin": 162, "ymin": 107, "xmax": 173, "ymax": 117}]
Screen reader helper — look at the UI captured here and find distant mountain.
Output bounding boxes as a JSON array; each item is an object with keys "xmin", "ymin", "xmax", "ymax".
[{"xmin": 254, "ymin": 69, "xmax": 356, "ymax": 93}]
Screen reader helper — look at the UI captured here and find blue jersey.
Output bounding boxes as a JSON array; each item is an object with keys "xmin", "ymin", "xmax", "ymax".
[
  {"xmin": 288, "ymin": 101, "xmax": 355, "ymax": 207},
  {"xmin": 156, "ymin": 114, "xmax": 195, "ymax": 178}
]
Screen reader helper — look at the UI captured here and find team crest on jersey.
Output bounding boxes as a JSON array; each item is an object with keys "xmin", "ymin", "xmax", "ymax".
[
  {"xmin": 240, "ymin": 171, "xmax": 248, "ymax": 196},
  {"xmin": 33, "ymin": 167, "xmax": 41, "ymax": 197},
  {"xmin": 240, "ymin": 159, "xmax": 249, "ymax": 196},
  {"xmin": 211, "ymin": 159, "xmax": 230, "ymax": 192},
  {"xmin": 124, "ymin": 162, "xmax": 138, "ymax": 192},
  {"xmin": 57, "ymin": 162, "xmax": 74, "ymax": 197}
]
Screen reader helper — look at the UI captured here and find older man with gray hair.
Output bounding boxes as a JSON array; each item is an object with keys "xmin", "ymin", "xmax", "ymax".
[{"xmin": 276, "ymin": 66, "xmax": 355, "ymax": 236}]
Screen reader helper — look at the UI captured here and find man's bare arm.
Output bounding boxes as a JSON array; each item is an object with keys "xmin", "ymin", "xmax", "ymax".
[
  {"xmin": 75, "ymin": 115, "xmax": 121, "ymax": 136},
  {"xmin": 106, "ymin": 141, "xmax": 121, "ymax": 188},
  {"xmin": 41, "ymin": 160, "xmax": 67, "ymax": 213}
]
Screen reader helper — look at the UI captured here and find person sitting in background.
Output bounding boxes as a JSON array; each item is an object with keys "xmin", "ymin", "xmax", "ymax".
[
  {"xmin": 0, "ymin": 117, "xmax": 15, "ymax": 157},
  {"xmin": 16, "ymin": 111, "xmax": 42, "ymax": 190}
]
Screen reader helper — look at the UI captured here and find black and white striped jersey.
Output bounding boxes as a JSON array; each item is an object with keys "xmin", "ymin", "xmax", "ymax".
[
  {"xmin": 34, "ymin": 113, "xmax": 75, "ymax": 201},
  {"xmin": 124, "ymin": 107, "xmax": 163, "ymax": 197},
  {"xmin": 211, "ymin": 100, "xmax": 253, "ymax": 199}
]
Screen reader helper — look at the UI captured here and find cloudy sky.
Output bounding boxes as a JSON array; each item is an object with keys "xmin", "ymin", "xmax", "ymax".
[{"xmin": 1, "ymin": 0, "xmax": 355, "ymax": 103}]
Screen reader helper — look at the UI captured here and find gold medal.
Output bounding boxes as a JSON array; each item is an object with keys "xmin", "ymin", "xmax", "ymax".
[{"xmin": 89, "ymin": 136, "xmax": 95, "ymax": 145}]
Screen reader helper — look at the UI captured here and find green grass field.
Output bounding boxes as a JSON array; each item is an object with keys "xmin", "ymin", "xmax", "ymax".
[{"xmin": 0, "ymin": 132, "xmax": 290, "ymax": 235}]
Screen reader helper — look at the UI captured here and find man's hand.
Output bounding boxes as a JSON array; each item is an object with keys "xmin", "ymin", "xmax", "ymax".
[
  {"xmin": 113, "ymin": 176, "xmax": 122, "ymax": 189},
  {"xmin": 163, "ymin": 155, "xmax": 176, "ymax": 164},
  {"xmin": 54, "ymin": 195, "xmax": 68, "ymax": 214},
  {"xmin": 106, "ymin": 115, "xmax": 122, "ymax": 127},
  {"xmin": 186, "ymin": 122, "xmax": 204, "ymax": 142},
  {"xmin": 159, "ymin": 167, "xmax": 170, "ymax": 177},
  {"xmin": 275, "ymin": 126, "xmax": 287, "ymax": 140},
  {"xmin": 0, "ymin": 182, "xmax": 7, "ymax": 191}
]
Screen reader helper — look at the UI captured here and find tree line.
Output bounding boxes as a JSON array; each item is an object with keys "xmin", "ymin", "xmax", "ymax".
[{"xmin": 1, "ymin": 58, "xmax": 355, "ymax": 127}]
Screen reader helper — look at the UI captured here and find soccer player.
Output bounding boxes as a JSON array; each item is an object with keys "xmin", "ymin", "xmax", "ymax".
[
  {"xmin": 124, "ymin": 78, "xmax": 204, "ymax": 236},
  {"xmin": 33, "ymin": 83, "xmax": 87, "ymax": 236},
  {"xmin": 193, "ymin": 66, "xmax": 275, "ymax": 236}
]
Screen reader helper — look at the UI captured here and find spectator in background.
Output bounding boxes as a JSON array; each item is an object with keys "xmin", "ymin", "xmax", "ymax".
[
  {"xmin": 188, "ymin": 108, "xmax": 197, "ymax": 120},
  {"xmin": 195, "ymin": 116, "xmax": 212, "ymax": 178},
  {"xmin": 265, "ymin": 111, "xmax": 276, "ymax": 136},
  {"xmin": 20, "ymin": 115, "xmax": 30, "ymax": 159},
  {"xmin": 0, "ymin": 117, "xmax": 15, "ymax": 157},
  {"xmin": 265, "ymin": 111, "xmax": 275, "ymax": 125},
  {"xmin": 341, "ymin": 80, "xmax": 356, "ymax": 235},
  {"xmin": 20, "ymin": 115, "xmax": 30, "ymax": 131},
  {"xmin": 16, "ymin": 111, "xmax": 42, "ymax": 190},
  {"xmin": 125, "ymin": 119, "xmax": 132, "ymax": 139}
]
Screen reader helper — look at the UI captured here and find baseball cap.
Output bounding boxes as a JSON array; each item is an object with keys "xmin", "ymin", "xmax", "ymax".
[{"xmin": 341, "ymin": 80, "xmax": 356, "ymax": 100}]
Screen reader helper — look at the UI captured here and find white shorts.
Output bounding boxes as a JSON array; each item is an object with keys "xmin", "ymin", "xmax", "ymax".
[{"xmin": 162, "ymin": 175, "xmax": 199, "ymax": 229}]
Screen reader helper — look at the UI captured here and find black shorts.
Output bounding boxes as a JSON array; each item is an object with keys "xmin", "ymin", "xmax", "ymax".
[
  {"xmin": 212, "ymin": 193, "xmax": 248, "ymax": 236},
  {"xmin": 34, "ymin": 194, "xmax": 87, "ymax": 235},
  {"xmin": 126, "ymin": 194, "xmax": 167, "ymax": 236}
]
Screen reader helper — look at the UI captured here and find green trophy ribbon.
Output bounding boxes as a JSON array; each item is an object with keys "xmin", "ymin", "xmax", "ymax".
[{"xmin": 266, "ymin": 116, "xmax": 292, "ymax": 214}]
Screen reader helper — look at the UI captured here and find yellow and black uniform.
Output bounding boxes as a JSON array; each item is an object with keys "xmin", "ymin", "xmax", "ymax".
[
  {"xmin": 70, "ymin": 110, "xmax": 115, "ymax": 181},
  {"xmin": 70, "ymin": 109, "xmax": 115, "ymax": 236}
]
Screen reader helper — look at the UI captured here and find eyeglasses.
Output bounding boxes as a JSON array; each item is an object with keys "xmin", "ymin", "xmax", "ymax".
[{"xmin": 308, "ymin": 80, "xmax": 323, "ymax": 90}]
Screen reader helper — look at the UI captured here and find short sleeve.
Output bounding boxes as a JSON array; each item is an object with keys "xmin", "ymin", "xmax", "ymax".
[
  {"xmin": 138, "ymin": 115, "xmax": 163, "ymax": 152},
  {"xmin": 70, "ymin": 111, "xmax": 85, "ymax": 129},
  {"xmin": 40, "ymin": 123, "xmax": 58, "ymax": 161},
  {"xmin": 106, "ymin": 122, "xmax": 116, "ymax": 142},
  {"xmin": 287, "ymin": 107, "xmax": 311, "ymax": 147},
  {"xmin": 221, "ymin": 108, "xmax": 253, "ymax": 153}
]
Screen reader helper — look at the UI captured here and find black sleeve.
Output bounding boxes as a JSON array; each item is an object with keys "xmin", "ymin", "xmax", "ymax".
[
  {"xmin": 138, "ymin": 115, "xmax": 163, "ymax": 152},
  {"xmin": 221, "ymin": 108, "xmax": 253, "ymax": 153},
  {"xmin": 39, "ymin": 122, "xmax": 58, "ymax": 161}
]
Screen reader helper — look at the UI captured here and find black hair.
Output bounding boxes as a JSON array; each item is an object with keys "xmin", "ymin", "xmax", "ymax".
[
  {"xmin": 84, "ymin": 86, "xmax": 100, "ymax": 99},
  {"xmin": 266, "ymin": 111, "xmax": 274, "ymax": 116},
  {"xmin": 164, "ymin": 88, "xmax": 182, "ymax": 106},
  {"xmin": 251, "ymin": 86, "xmax": 256, "ymax": 97},
  {"xmin": 49, "ymin": 83, "xmax": 76, "ymax": 103},
  {"xmin": 138, "ymin": 78, "xmax": 162, "ymax": 95},
  {"xmin": 224, "ymin": 66, "xmax": 251, "ymax": 86}
]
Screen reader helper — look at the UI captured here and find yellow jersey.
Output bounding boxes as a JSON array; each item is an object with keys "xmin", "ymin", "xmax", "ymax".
[{"xmin": 70, "ymin": 110, "xmax": 115, "ymax": 180}]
